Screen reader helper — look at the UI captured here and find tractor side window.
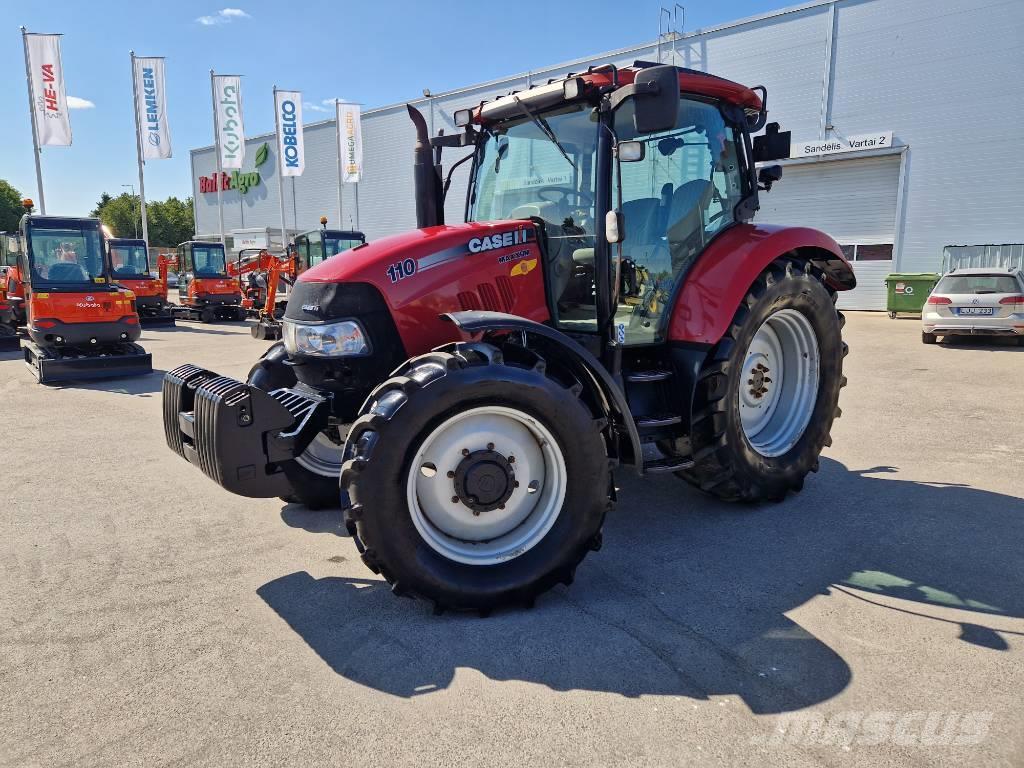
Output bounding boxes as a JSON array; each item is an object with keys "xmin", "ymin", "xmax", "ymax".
[{"xmin": 613, "ymin": 98, "xmax": 745, "ymax": 344}]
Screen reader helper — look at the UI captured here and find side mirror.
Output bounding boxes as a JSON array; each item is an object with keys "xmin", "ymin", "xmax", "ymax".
[
  {"xmin": 610, "ymin": 65, "xmax": 679, "ymax": 135},
  {"xmin": 605, "ymin": 210, "xmax": 625, "ymax": 244},
  {"xmin": 617, "ymin": 141, "xmax": 645, "ymax": 163},
  {"xmin": 758, "ymin": 165, "xmax": 783, "ymax": 191},
  {"xmin": 752, "ymin": 122, "xmax": 792, "ymax": 162}
]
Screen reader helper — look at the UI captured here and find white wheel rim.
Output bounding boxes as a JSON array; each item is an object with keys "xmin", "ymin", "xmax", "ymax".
[
  {"xmin": 739, "ymin": 308, "xmax": 820, "ymax": 458},
  {"xmin": 295, "ymin": 431, "xmax": 345, "ymax": 477},
  {"xmin": 405, "ymin": 406, "xmax": 567, "ymax": 566}
]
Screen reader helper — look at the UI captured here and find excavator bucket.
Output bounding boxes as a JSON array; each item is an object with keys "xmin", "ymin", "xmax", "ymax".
[
  {"xmin": 251, "ymin": 320, "xmax": 282, "ymax": 340},
  {"xmin": 24, "ymin": 342, "xmax": 153, "ymax": 385}
]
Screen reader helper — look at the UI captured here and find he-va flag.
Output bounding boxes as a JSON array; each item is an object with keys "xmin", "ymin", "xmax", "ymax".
[
  {"xmin": 214, "ymin": 75, "xmax": 245, "ymax": 169},
  {"xmin": 26, "ymin": 34, "xmax": 72, "ymax": 146},
  {"xmin": 337, "ymin": 101, "xmax": 363, "ymax": 183},
  {"xmin": 275, "ymin": 90, "xmax": 304, "ymax": 177},
  {"xmin": 134, "ymin": 57, "xmax": 172, "ymax": 159}
]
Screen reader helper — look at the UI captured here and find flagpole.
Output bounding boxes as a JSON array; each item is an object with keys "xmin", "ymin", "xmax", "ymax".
[
  {"xmin": 129, "ymin": 51, "xmax": 150, "ymax": 244},
  {"xmin": 335, "ymin": 100, "xmax": 344, "ymax": 230},
  {"xmin": 21, "ymin": 27, "xmax": 46, "ymax": 214},
  {"xmin": 210, "ymin": 70, "xmax": 225, "ymax": 246},
  {"xmin": 354, "ymin": 183, "xmax": 360, "ymax": 230},
  {"xmin": 272, "ymin": 86, "xmax": 288, "ymax": 252}
]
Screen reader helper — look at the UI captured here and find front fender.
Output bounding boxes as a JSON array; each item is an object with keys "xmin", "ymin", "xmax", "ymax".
[
  {"xmin": 668, "ymin": 224, "xmax": 855, "ymax": 345},
  {"xmin": 444, "ymin": 311, "xmax": 642, "ymax": 472}
]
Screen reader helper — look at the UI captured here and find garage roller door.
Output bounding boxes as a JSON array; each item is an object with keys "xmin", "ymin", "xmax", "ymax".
[{"xmin": 757, "ymin": 154, "xmax": 902, "ymax": 310}]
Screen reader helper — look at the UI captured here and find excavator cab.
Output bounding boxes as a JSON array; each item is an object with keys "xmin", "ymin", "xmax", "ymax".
[
  {"xmin": 174, "ymin": 240, "xmax": 244, "ymax": 323},
  {"xmin": 0, "ymin": 231, "xmax": 22, "ymax": 350},
  {"xmin": 18, "ymin": 214, "xmax": 152, "ymax": 383},
  {"xmin": 108, "ymin": 238, "xmax": 175, "ymax": 327}
]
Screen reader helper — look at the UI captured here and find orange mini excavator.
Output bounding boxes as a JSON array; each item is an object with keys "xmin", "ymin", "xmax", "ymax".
[
  {"xmin": 228, "ymin": 248, "xmax": 296, "ymax": 340},
  {"xmin": 107, "ymin": 238, "xmax": 176, "ymax": 327}
]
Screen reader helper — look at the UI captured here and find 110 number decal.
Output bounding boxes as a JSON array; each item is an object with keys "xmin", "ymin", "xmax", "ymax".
[{"xmin": 386, "ymin": 258, "xmax": 417, "ymax": 283}]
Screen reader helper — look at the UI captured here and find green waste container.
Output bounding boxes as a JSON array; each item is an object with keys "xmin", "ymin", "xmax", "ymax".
[{"xmin": 884, "ymin": 273, "xmax": 940, "ymax": 318}]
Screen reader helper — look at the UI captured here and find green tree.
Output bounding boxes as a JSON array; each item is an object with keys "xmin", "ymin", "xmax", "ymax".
[
  {"xmin": 92, "ymin": 192, "xmax": 141, "ymax": 238},
  {"xmin": 0, "ymin": 180, "xmax": 25, "ymax": 232},
  {"xmin": 90, "ymin": 192, "xmax": 113, "ymax": 217},
  {"xmin": 91, "ymin": 191, "xmax": 194, "ymax": 246}
]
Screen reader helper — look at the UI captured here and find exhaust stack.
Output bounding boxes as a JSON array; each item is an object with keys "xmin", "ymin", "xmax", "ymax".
[{"xmin": 407, "ymin": 104, "xmax": 444, "ymax": 229}]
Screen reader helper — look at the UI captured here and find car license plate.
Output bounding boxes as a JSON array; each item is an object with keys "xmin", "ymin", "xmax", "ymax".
[{"xmin": 957, "ymin": 307, "xmax": 994, "ymax": 316}]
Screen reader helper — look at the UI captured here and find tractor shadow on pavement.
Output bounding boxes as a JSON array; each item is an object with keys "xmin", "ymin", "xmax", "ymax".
[{"xmin": 257, "ymin": 459, "xmax": 1024, "ymax": 713}]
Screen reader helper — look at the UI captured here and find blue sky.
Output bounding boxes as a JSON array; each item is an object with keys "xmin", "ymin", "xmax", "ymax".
[{"xmin": 2, "ymin": 0, "xmax": 786, "ymax": 217}]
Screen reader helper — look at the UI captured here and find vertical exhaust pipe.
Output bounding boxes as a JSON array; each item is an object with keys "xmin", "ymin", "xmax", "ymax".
[{"xmin": 407, "ymin": 104, "xmax": 444, "ymax": 229}]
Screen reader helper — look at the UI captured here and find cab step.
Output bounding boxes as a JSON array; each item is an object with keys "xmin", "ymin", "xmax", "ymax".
[
  {"xmin": 625, "ymin": 369, "xmax": 673, "ymax": 383},
  {"xmin": 643, "ymin": 455, "xmax": 695, "ymax": 474},
  {"xmin": 635, "ymin": 413, "xmax": 683, "ymax": 429}
]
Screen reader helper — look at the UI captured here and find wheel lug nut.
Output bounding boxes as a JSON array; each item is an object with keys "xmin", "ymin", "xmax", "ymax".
[
  {"xmin": 472, "ymin": 510, "xmax": 481, "ymax": 517},
  {"xmin": 748, "ymin": 378, "xmax": 754, "ymax": 385},
  {"xmin": 447, "ymin": 470, "xmax": 455, "ymax": 478},
  {"xmin": 507, "ymin": 455, "xmax": 515, "ymax": 463},
  {"xmin": 451, "ymin": 496, "xmax": 460, "ymax": 503},
  {"xmin": 461, "ymin": 448, "xmax": 470, "ymax": 456},
  {"xmin": 514, "ymin": 481, "xmax": 520, "ymax": 488},
  {"xmin": 498, "ymin": 504, "xmax": 505, "ymax": 510},
  {"xmin": 487, "ymin": 442, "xmax": 495, "ymax": 450}
]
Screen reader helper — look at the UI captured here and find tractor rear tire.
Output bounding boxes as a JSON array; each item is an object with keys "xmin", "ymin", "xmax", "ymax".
[
  {"xmin": 342, "ymin": 341, "xmax": 610, "ymax": 613},
  {"xmin": 676, "ymin": 257, "xmax": 847, "ymax": 502},
  {"xmin": 247, "ymin": 342, "xmax": 344, "ymax": 510}
]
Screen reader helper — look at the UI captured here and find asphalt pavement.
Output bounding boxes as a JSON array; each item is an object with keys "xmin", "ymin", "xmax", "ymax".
[{"xmin": 1, "ymin": 312, "xmax": 1021, "ymax": 767}]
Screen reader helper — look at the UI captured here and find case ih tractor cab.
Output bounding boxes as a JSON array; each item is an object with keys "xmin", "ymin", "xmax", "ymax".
[
  {"xmin": 163, "ymin": 63, "xmax": 855, "ymax": 612},
  {"xmin": 174, "ymin": 240, "xmax": 245, "ymax": 322},
  {"xmin": 107, "ymin": 238, "xmax": 176, "ymax": 327},
  {"xmin": 16, "ymin": 213, "xmax": 152, "ymax": 383}
]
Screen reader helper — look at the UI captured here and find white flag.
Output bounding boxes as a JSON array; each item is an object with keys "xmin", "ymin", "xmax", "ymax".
[
  {"xmin": 134, "ymin": 57, "xmax": 172, "ymax": 159},
  {"xmin": 213, "ymin": 75, "xmax": 245, "ymax": 169},
  {"xmin": 275, "ymin": 90, "xmax": 304, "ymax": 177},
  {"xmin": 337, "ymin": 102, "xmax": 363, "ymax": 183},
  {"xmin": 26, "ymin": 34, "xmax": 72, "ymax": 146}
]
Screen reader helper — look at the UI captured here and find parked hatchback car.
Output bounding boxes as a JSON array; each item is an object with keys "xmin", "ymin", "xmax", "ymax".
[{"xmin": 922, "ymin": 267, "xmax": 1024, "ymax": 344}]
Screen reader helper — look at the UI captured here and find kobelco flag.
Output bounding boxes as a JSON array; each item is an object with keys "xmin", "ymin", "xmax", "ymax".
[
  {"xmin": 26, "ymin": 33, "xmax": 72, "ymax": 146},
  {"xmin": 133, "ymin": 57, "xmax": 172, "ymax": 159},
  {"xmin": 274, "ymin": 90, "xmax": 304, "ymax": 177},
  {"xmin": 214, "ymin": 75, "xmax": 245, "ymax": 169},
  {"xmin": 337, "ymin": 102, "xmax": 362, "ymax": 183}
]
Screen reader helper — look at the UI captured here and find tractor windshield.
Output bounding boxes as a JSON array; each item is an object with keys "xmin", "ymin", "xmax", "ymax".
[
  {"xmin": 469, "ymin": 103, "xmax": 598, "ymax": 238},
  {"xmin": 26, "ymin": 223, "xmax": 107, "ymax": 286},
  {"xmin": 323, "ymin": 234, "xmax": 363, "ymax": 260},
  {"xmin": 110, "ymin": 243, "xmax": 151, "ymax": 278}
]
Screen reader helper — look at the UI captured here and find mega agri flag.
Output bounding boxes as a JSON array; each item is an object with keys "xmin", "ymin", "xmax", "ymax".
[
  {"xmin": 134, "ymin": 57, "xmax": 172, "ymax": 159},
  {"xmin": 274, "ymin": 90, "xmax": 304, "ymax": 177},
  {"xmin": 214, "ymin": 75, "xmax": 245, "ymax": 169},
  {"xmin": 26, "ymin": 33, "xmax": 72, "ymax": 146},
  {"xmin": 337, "ymin": 101, "xmax": 362, "ymax": 183}
]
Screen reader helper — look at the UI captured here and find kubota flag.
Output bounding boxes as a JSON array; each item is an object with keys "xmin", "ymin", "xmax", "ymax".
[
  {"xmin": 214, "ymin": 75, "xmax": 245, "ymax": 169},
  {"xmin": 26, "ymin": 33, "xmax": 72, "ymax": 146}
]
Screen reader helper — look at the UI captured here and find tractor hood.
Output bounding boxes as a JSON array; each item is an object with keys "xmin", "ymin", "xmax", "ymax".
[{"xmin": 289, "ymin": 221, "xmax": 549, "ymax": 356}]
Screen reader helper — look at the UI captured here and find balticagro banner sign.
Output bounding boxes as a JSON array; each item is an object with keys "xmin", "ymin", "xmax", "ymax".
[{"xmin": 200, "ymin": 142, "xmax": 268, "ymax": 194}]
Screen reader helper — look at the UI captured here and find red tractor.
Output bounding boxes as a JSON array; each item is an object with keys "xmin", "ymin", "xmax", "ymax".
[{"xmin": 163, "ymin": 63, "xmax": 854, "ymax": 612}]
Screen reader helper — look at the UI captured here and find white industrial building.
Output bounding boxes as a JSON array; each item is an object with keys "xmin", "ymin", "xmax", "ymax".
[{"xmin": 189, "ymin": 0, "xmax": 1024, "ymax": 310}]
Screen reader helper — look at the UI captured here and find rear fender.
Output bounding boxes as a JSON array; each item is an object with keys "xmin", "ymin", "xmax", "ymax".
[
  {"xmin": 668, "ymin": 224, "xmax": 855, "ymax": 345},
  {"xmin": 444, "ymin": 311, "xmax": 642, "ymax": 471}
]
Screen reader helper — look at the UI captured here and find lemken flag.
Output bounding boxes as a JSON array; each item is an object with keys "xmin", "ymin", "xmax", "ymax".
[
  {"xmin": 26, "ymin": 33, "xmax": 72, "ymax": 146},
  {"xmin": 275, "ymin": 90, "xmax": 304, "ymax": 177},
  {"xmin": 214, "ymin": 75, "xmax": 245, "ymax": 169},
  {"xmin": 133, "ymin": 57, "xmax": 172, "ymax": 159},
  {"xmin": 337, "ymin": 101, "xmax": 362, "ymax": 183}
]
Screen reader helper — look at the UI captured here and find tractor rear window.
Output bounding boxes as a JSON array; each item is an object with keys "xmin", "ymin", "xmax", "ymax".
[
  {"xmin": 110, "ymin": 245, "xmax": 150, "ymax": 277},
  {"xmin": 936, "ymin": 274, "xmax": 1020, "ymax": 294},
  {"xmin": 27, "ymin": 227, "xmax": 106, "ymax": 285}
]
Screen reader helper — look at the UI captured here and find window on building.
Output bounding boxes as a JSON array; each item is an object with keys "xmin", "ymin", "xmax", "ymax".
[{"xmin": 839, "ymin": 243, "xmax": 894, "ymax": 261}]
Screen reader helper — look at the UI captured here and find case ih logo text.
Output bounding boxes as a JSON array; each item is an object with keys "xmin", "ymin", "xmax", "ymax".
[
  {"xmin": 142, "ymin": 67, "xmax": 161, "ymax": 145},
  {"xmin": 467, "ymin": 228, "xmax": 533, "ymax": 254},
  {"xmin": 279, "ymin": 100, "xmax": 300, "ymax": 168},
  {"xmin": 41, "ymin": 63, "xmax": 59, "ymax": 113}
]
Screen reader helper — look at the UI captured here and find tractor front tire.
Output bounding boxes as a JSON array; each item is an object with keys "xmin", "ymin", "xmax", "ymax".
[
  {"xmin": 677, "ymin": 258, "xmax": 847, "ymax": 502},
  {"xmin": 342, "ymin": 342, "xmax": 610, "ymax": 613},
  {"xmin": 247, "ymin": 342, "xmax": 344, "ymax": 510}
]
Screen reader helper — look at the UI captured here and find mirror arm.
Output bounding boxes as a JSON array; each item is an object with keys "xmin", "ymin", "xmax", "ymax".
[{"xmin": 607, "ymin": 81, "xmax": 659, "ymax": 112}]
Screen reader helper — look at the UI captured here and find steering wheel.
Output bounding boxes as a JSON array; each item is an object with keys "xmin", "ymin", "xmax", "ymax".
[{"xmin": 536, "ymin": 186, "xmax": 593, "ymax": 207}]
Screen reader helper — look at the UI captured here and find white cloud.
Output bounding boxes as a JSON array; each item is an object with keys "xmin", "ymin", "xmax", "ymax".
[
  {"xmin": 304, "ymin": 102, "xmax": 329, "ymax": 113},
  {"xmin": 196, "ymin": 7, "xmax": 251, "ymax": 25},
  {"xmin": 67, "ymin": 96, "xmax": 95, "ymax": 109},
  {"xmin": 322, "ymin": 98, "xmax": 347, "ymax": 106}
]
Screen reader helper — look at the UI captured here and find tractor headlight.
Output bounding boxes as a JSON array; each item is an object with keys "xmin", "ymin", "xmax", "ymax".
[{"xmin": 283, "ymin": 319, "xmax": 370, "ymax": 357}]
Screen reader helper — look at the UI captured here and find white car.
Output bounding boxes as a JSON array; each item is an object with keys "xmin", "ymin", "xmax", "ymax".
[{"xmin": 922, "ymin": 267, "xmax": 1024, "ymax": 344}]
